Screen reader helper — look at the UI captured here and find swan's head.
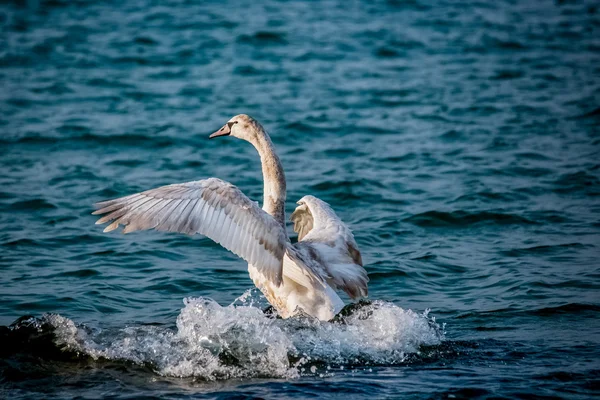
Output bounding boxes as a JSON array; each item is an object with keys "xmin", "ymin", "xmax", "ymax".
[{"xmin": 209, "ymin": 114, "xmax": 263, "ymax": 142}]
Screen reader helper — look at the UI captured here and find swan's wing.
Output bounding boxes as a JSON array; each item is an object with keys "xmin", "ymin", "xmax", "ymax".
[
  {"xmin": 291, "ymin": 195, "xmax": 368, "ymax": 298},
  {"xmin": 93, "ymin": 178, "xmax": 287, "ymax": 285},
  {"xmin": 284, "ymin": 244, "xmax": 328, "ymax": 289},
  {"xmin": 290, "ymin": 203, "xmax": 313, "ymax": 241},
  {"xmin": 323, "ymin": 259, "xmax": 368, "ymax": 299}
]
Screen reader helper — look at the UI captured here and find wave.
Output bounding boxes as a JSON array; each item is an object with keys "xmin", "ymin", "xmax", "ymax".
[
  {"xmin": 2, "ymin": 291, "xmax": 444, "ymax": 381},
  {"xmin": 403, "ymin": 210, "xmax": 536, "ymax": 227},
  {"xmin": 237, "ymin": 31, "xmax": 288, "ymax": 46},
  {"xmin": 499, "ymin": 242, "xmax": 587, "ymax": 257},
  {"xmin": 0, "ymin": 132, "xmax": 181, "ymax": 149},
  {"xmin": 456, "ymin": 303, "xmax": 600, "ymax": 321}
]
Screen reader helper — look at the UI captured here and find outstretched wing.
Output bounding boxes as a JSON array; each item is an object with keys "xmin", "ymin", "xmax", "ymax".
[
  {"xmin": 291, "ymin": 195, "xmax": 368, "ymax": 298},
  {"xmin": 93, "ymin": 178, "xmax": 288, "ymax": 285}
]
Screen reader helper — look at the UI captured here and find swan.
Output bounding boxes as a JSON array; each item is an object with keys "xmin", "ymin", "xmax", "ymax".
[{"xmin": 93, "ymin": 114, "xmax": 368, "ymax": 321}]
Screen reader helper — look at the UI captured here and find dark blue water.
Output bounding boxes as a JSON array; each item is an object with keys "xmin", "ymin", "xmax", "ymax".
[{"xmin": 1, "ymin": 0, "xmax": 599, "ymax": 398}]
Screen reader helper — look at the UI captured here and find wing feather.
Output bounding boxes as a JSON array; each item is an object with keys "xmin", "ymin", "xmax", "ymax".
[
  {"xmin": 283, "ymin": 245, "xmax": 327, "ymax": 289},
  {"xmin": 93, "ymin": 194, "xmax": 144, "ymax": 216},
  {"xmin": 290, "ymin": 204, "xmax": 313, "ymax": 241},
  {"xmin": 173, "ymin": 199, "xmax": 195, "ymax": 233},
  {"xmin": 94, "ymin": 178, "xmax": 288, "ymax": 285},
  {"xmin": 182, "ymin": 199, "xmax": 203, "ymax": 234}
]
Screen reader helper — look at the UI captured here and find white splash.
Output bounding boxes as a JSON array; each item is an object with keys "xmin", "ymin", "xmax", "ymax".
[{"xmin": 44, "ymin": 290, "xmax": 444, "ymax": 380}]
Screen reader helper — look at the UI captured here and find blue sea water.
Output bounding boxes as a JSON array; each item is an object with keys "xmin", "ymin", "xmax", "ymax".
[{"xmin": 1, "ymin": 0, "xmax": 599, "ymax": 398}]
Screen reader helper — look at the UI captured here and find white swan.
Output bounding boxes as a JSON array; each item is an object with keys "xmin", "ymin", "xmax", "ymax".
[{"xmin": 93, "ymin": 114, "xmax": 368, "ymax": 321}]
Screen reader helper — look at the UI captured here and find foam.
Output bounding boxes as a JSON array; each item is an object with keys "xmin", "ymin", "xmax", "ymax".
[{"xmin": 44, "ymin": 290, "xmax": 444, "ymax": 380}]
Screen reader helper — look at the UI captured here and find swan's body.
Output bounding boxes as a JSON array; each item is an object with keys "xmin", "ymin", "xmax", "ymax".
[{"xmin": 93, "ymin": 114, "xmax": 368, "ymax": 321}]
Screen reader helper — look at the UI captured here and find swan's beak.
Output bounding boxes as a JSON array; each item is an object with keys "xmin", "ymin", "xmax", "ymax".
[{"xmin": 209, "ymin": 123, "xmax": 231, "ymax": 139}]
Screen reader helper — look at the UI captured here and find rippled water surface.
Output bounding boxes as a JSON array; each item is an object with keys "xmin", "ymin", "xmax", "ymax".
[{"xmin": 1, "ymin": 0, "xmax": 599, "ymax": 398}]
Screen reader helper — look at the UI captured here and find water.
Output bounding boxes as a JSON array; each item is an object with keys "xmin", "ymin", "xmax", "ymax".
[{"xmin": 1, "ymin": 0, "xmax": 599, "ymax": 398}]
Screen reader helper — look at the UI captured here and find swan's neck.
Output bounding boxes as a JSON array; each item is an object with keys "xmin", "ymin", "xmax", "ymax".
[{"xmin": 252, "ymin": 132, "xmax": 286, "ymax": 228}]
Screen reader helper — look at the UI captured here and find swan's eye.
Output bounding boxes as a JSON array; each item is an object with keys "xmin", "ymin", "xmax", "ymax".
[{"xmin": 227, "ymin": 121, "xmax": 238, "ymax": 128}]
